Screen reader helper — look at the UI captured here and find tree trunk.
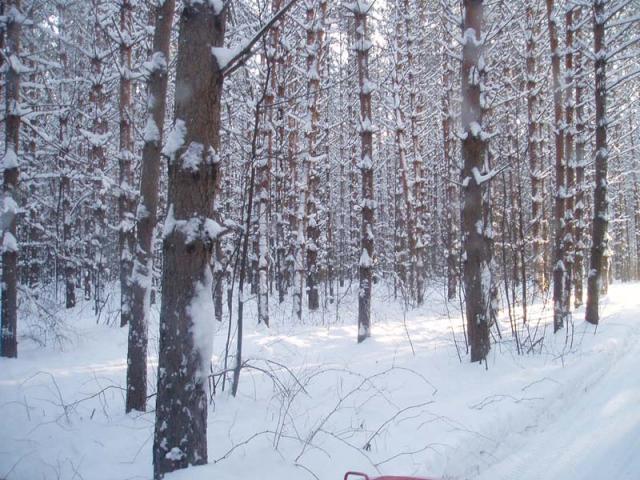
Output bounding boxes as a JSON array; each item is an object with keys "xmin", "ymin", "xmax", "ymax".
[
  {"xmin": 563, "ymin": 5, "xmax": 576, "ymax": 319},
  {"xmin": 351, "ymin": 2, "xmax": 374, "ymax": 343},
  {"xmin": 404, "ymin": 0, "xmax": 424, "ymax": 304},
  {"xmin": 392, "ymin": 5, "xmax": 416, "ymax": 302},
  {"xmin": 152, "ymin": 3, "xmax": 226, "ymax": 478},
  {"xmin": 119, "ymin": 0, "xmax": 135, "ymax": 328},
  {"xmin": 573, "ymin": 7, "xmax": 587, "ymax": 308},
  {"xmin": 585, "ymin": 0, "xmax": 608, "ymax": 325},
  {"xmin": 1, "ymin": 0, "xmax": 22, "ymax": 359},
  {"xmin": 441, "ymin": 34, "xmax": 458, "ymax": 301},
  {"xmin": 304, "ymin": 0, "xmax": 326, "ymax": 312},
  {"xmin": 56, "ymin": 2, "xmax": 75, "ymax": 310},
  {"xmin": 461, "ymin": 0, "xmax": 491, "ymax": 363},
  {"xmin": 546, "ymin": 0, "xmax": 566, "ymax": 333},
  {"xmin": 256, "ymin": 0, "xmax": 283, "ymax": 326},
  {"xmin": 126, "ymin": 0, "xmax": 175, "ymax": 414},
  {"xmin": 525, "ymin": 2, "xmax": 546, "ymax": 294},
  {"xmin": 88, "ymin": 0, "xmax": 108, "ymax": 312}
]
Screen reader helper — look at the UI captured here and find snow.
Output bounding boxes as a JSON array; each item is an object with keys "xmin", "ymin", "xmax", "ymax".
[
  {"xmin": 162, "ymin": 204, "xmax": 177, "ymax": 239},
  {"xmin": 2, "ymin": 147, "xmax": 19, "ymax": 169},
  {"xmin": 143, "ymin": 116, "xmax": 160, "ymax": 143},
  {"xmin": 1, "ymin": 195, "xmax": 19, "ymax": 231},
  {"xmin": 142, "ymin": 52, "xmax": 167, "ymax": 76},
  {"xmin": 210, "ymin": 0, "xmax": 225, "ymax": 15},
  {"xmin": 162, "ymin": 119, "xmax": 187, "ymax": 162},
  {"xmin": 136, "ymin": 202, "xmax": 150, "ymax": 221},
  {"xmin": 164, "ymin": 205, "xmax": 225, "ymax": 245},
  {"xmin": 2, "ymin": 231, "xmax": 18, "ymax": 253},
  {"xmin": 362, "ymin": 79, "xmax": 376, "ymax": 95},
  {"xmin": 211, "ymin": 47, "xmax": 236, "ymax": 70},
  {"xmin": 204, "ymin": 218, "xmax": 225, "ymax": 240},
  {"xmin": 472, "ymin": 166, "xmax": 499, "ymax": 185},
  {"xmin": 345, "ymin": 1, "xmax": 373, "ymax": 14},
  {"xmin": 78, "ymin": 129, "xmax": 111, "ymax": 147},
  {"xmin": 165, "ymin": 447, "xmax": 185, "ymax": 461},
  {"xmin": 181, "ymin": 141, "xmax": 205, "ymax": 173},
  {"xmin": 186, "ymin": 0, "xmax": 224, "ymax": 12},
  {"xmin": 1, "ymin": 282, "xmax": 639, "ymax": 480},
  {"xmin": 359, "ymin": 248, "xmax": 372, "ymax": 267},
  {"xmin": 187, "ymin": 266, "xmax": 215, "ymax": 383},
  {"xmin": 7, "ymin": 54, "xmax": 30, "ymax": 75}
]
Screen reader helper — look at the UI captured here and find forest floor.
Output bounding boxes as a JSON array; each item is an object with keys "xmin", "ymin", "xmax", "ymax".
[{"xmin": 1, "ymin": 281, "xmax": 639, "ymax": 480}]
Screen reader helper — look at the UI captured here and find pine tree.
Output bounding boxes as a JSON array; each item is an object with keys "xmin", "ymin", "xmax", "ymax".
[{"xmin": 153, "ymin": 1, "xmax": 226, "ymax": 476}]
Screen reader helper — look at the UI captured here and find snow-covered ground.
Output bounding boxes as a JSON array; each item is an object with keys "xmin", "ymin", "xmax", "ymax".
[{"xmin": 1, "ymin": 282, "xmax": 639, "ymax": 480}]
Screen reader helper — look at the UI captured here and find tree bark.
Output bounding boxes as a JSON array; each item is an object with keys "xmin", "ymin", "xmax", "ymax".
[
  {"xmin": 392, "ymin": 4, "xmax": 418, "ymax": 303},
  {"xmin": 54, "ymin": 1, "xmax": 76, "ymax": 310},
  {"xmin": 525, "ymin": 2, "xmax": 546, "ymax": 294},
  {"xmin": 573, "ymin": 6, "xmax": 587, "ymax": 308},
  {"xmin": 352, "ymin": 1, "xmax": 374, "ymax": 343},
  {"xmin": 585, "ymin": 0, "xmax": 608, "ymax": 325},
  {"xmin": 546, "ymin": 0, "xmax": 567, "ymax": 333},
  {"xmin": 404, "ymin": 0, "xmax": 425, "ymax": 304},
  {"xmin": 1, "ymin": 0, "xmax": 22, "ymax": 359},
  {"xmin": 563, "ymin": 5, "xmax": 576, "ymax": 319},
  {"xmin": 119, "ymin": 0, "xmax": 135, "ymax": 328},
  {"xmin": 442, "ymin": 33, "xmax": 458, "ymax": 301},
  {"xmin": 461, "ymin": 0, "xmax": 491, "ymax": 363},
  {"xmin": 304, "ymin": 0, "xmax": 326, "ymax": 312},
  {"xmin": 126, "ymin": 0, "xmax": 175, "ymax": 414},
  {"xmin": 152, "ymin": 2, "xmax": 226, "ymax": 477},
  {"xmin": 88, "ymin": 0, "xmax": 108, "ymax": 312},
  {"xmin": 256, "ymin": 0, "xmax": 283, "ymax": 326}
]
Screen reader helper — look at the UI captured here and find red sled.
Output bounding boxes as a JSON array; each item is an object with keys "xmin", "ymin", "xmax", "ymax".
[{"xmin": 344, "ymin": 472, "xmax": 436, "ymax": 480}]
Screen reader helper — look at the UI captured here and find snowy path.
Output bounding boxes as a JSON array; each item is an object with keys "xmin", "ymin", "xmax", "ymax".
[
  {"xmin": 479, "ymin": 338, "xmax": 640, "ymax": 480},
  {"xmin": 471, "ymin": 286, "xmax": 640, "ymax": 480}
]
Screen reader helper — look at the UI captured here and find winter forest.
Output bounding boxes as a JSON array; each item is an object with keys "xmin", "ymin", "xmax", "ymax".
[{"xmin": 1, "ymin": 0, "xmax": 640, "ymax": 479}]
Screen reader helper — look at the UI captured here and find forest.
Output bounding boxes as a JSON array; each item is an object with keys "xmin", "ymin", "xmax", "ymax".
[{"xmin": 1, "ymin": 0, "xmax": 639, "ymax": 479}]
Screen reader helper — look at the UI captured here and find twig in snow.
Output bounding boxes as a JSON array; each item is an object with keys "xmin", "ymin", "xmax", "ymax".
[
  {"xmin": 469, "ymin": 394, "xmax": 544, "ymax": 410},
  {"xmin": 362, "ymin": 401, "xmax": 435, "ymax": 451},
  {"xmin": 213, "ymin": 430, "xmax": 275, "ymax": 463}
]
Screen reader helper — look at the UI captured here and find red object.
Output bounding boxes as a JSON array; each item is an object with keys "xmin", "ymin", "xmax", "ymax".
[{"xmin": 344, "ymin": 472, "xmax": 435, "ymax": 480}]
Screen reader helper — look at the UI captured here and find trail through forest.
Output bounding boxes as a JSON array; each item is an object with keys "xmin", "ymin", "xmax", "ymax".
[{"xmin": 472, "ymin": 284, "xmax": 640, "ymax": 480}]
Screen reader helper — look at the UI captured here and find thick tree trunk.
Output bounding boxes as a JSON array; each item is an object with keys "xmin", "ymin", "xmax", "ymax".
[
  {"xmin": 586, "ymin": 0, "xmax": 608, "ymax": 325},
  {"xmin": 1, "ymin": 0, "xmax": 22, "ymax": 359},
  {"xmin": 152, "ymin": 3, "xmax": 226, "ymax": 478},
  {"xmin": 126, "ymin": 0, "xmax": 175, "ymax": 414},
  {"xmin": 461, "ymin": 0, "xmax": 491, "ymax": 363},
  {"xmin": 119, "ymin": 0, "xmax": 135, "ymax": 328}
]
